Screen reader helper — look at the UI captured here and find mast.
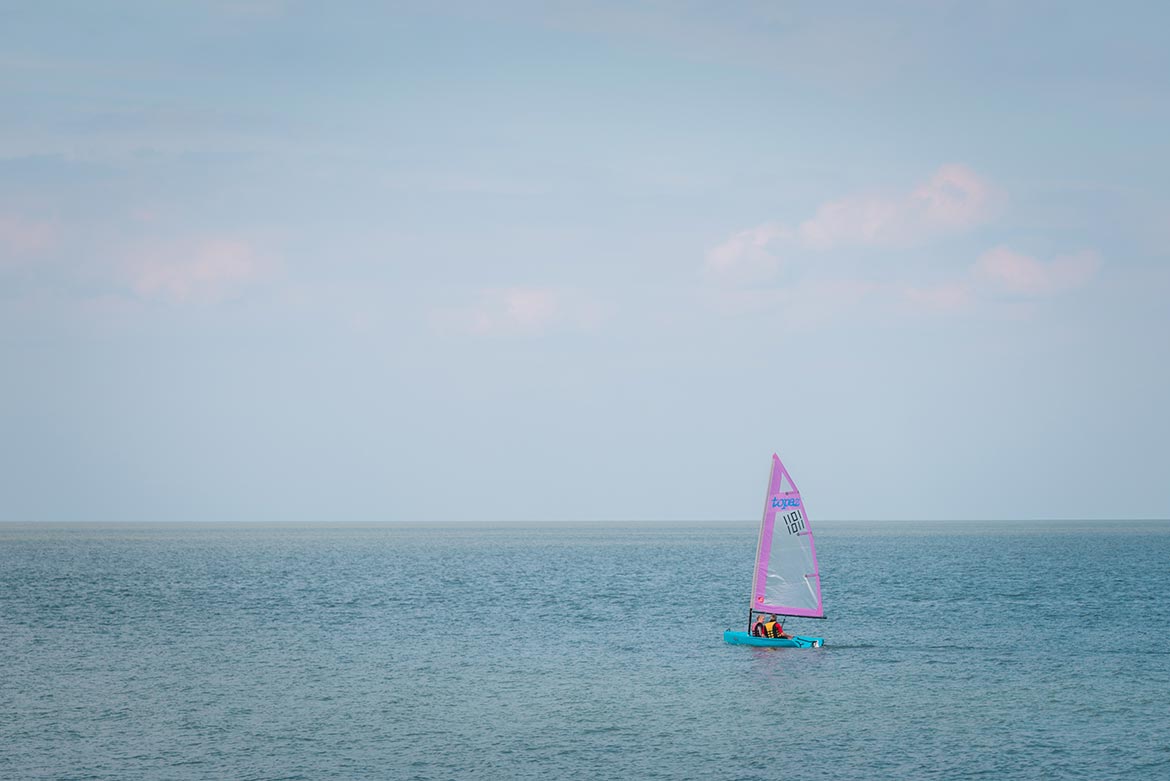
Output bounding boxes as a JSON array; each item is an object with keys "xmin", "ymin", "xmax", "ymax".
[{"xmin": 748, "ymin": 455, "xmax": 777, "ymax": 625}]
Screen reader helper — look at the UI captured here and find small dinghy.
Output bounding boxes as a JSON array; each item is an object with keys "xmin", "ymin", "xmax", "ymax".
[
  {"xmin": 723, "ymin": 631, "xmax": 823, "ymax": 648},
  {"xmin": 724, "ymin": 453, "xmax": 826, "ymax": 648}
]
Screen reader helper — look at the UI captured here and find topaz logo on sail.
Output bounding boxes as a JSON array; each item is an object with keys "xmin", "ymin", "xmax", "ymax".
[{"xmin": 772, "ymin": 497, "xmax": 800, "ymax": 509}]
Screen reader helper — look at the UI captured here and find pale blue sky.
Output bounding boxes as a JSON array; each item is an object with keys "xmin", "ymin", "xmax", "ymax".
[{"xmin": 2, "ymin": 1, "xmax": 1167, "ymax": 522}]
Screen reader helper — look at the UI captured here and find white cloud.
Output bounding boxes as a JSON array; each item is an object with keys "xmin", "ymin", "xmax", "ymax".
[
  {"xmin": 973, "ymin": 247, "xmax": 1101, "ymax": 296},
  {"xmin": 0, "ymin": 216, "xmax": 57, "ymax": 261},
  {"xmin": 800, "ymin": 164, "xmax": 994, "ymax": 249},
  {"xmin": 704, "ymin": 221, "xmax": 789, "ymax": 282},
  {"xmin": 707, "ymin": 164, "xmax": 996, "ymax": 278},
  {"xmin": 434, "ymin": 286, "xmax": 607, "ymax": 336},
  {"xmin": 898, "ymin": 247, "xmax": 1101, "ymax": 314},
  {"xmin": 125, "ymin": 237, "xmax": 277, "ymax": 303},
  {"xmin": 703, "ymin": 167, "xmax": 1098, "ymax": 322}
]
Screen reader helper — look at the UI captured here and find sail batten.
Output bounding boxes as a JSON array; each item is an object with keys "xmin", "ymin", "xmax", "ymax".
[{"xmin": 750, "ymin": 453, "xmax": 824, "ymax": 618}]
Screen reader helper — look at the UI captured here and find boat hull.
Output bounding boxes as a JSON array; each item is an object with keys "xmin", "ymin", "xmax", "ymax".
[{"xmin": 723, "ymin": 630, "xmax": 823, "ymax": 648}]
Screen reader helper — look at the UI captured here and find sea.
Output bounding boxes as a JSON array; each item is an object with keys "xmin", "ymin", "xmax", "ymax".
[{"xmin": 2, "ymin": 520, "xmax": 1168, "ymax": 781}]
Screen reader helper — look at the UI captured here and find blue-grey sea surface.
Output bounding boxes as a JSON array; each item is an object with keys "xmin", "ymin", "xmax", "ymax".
[{"xmin": 2, "ymin": 520, "xmax": 1168, "ymax": 780}]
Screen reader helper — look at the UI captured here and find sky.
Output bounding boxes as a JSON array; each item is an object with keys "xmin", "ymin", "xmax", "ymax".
[{"xmin": 2, "ymin": 1, "xmax": 1168, "ymax": 522}]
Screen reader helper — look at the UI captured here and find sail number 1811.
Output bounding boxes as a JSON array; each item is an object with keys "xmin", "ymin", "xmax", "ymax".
[{"xmin": 782, "ymin": 510, "xmax": 805, "ymax": 535}]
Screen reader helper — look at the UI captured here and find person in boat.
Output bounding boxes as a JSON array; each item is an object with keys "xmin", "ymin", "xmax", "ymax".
[
  {"xmin": 763, "ymin": 615, "xmax": 792, "ymax": 640},
  {"xmin": 751, "ymin": 614, "xmax": 767, "ymax": 637}
]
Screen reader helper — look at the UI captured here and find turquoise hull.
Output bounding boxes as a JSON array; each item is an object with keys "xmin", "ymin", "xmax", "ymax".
[{"xmin": 723, "ymin": 630, "xmax": 823, "ymax": 648}]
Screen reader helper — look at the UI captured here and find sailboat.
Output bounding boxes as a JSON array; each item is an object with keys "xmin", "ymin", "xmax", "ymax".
[{"xmin": 724, "ymin": 453, "xmax": 826, "ymax": 648}]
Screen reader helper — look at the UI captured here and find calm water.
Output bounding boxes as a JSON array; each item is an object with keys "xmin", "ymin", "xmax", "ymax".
[{"xmin": 2, "ymin": 521, "xmax": 1168, "ymax": 780}]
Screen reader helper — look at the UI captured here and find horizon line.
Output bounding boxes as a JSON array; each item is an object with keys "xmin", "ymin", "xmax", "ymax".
[{"xmin": 2, "ymin": 518, "xmax": 1167, "ymax": 525}]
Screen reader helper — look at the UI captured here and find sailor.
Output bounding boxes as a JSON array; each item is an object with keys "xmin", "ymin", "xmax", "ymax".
[
  {"xmin": 764, "ymin": 615, "xmax": 792, "ymax": 639},
  {"xmin": 751, "ymin": 614, "xmax": 767, "ymax": 636}
]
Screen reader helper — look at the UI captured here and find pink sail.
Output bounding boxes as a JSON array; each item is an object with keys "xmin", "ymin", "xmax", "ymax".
[{"xmin": 750, "ymin": 453, "xmax": 824, "ymax": 617}]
